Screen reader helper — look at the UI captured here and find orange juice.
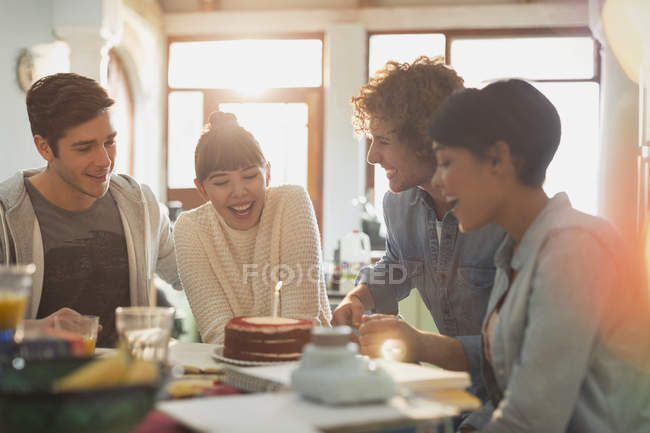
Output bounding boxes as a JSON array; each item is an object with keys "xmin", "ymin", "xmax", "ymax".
[
  {"xmin": 83, "ymin": 336, "xmax": 97, "ymax": 355},
  {"xmin": 0, "ymin": 293, "xmax": 27, "ymax": 331}
]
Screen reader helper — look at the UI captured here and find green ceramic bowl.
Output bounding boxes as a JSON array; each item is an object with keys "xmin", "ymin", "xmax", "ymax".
[{"xmin": 0, "ymin": 357, "xmax": 159, "ymax": 433}]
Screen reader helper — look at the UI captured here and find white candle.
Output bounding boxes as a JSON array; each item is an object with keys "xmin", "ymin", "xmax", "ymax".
[{"xmin": 271, "ymin": 281, "xmax": 283, "ymax": 318}]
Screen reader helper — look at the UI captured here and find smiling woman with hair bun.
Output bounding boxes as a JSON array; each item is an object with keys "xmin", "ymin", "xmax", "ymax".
[{"xmin": 173, "ymin": 111, "xmax": 331, "ymax": 344}]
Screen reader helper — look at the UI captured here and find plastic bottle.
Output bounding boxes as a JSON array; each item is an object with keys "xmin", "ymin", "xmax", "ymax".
[
  {"xmin": 338, "ymin": 230, "xmax": 372, "ymax": 293},
  {"xmin": 330, "ymin": 266, "xmax": 341, "ymax": 292},
  {"xmin": 339, "ymin": 230, "xmax": 372, "ymax": 267}
]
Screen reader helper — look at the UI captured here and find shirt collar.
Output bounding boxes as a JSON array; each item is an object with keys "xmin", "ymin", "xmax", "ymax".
[
  {"xmin": 409, "ymin": 187, "xmax": 457, "ymax": 222},
  {"xmin": 510, "ymin": 192, "xmax": 572, "ymax": 270},
  {"xmin": 409, "ymin": 187, "xmax": 429, "ymax": 207},
  {"xmin": 494, "ymin": 236, "xmax": 515, "ymax": 271}
]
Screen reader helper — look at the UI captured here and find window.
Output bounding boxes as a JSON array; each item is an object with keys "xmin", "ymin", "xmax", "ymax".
[
  {"xmin": 369, "ymin": 34, "xmax": 446, "ymax": 77},
  {"xmin": 368, "ymin": 30, "xmax": 600, "ymax": 218},
  {"xmin": 166, "ymin": 36, "xmax": 324, "ymax": 225},
  {"xmin": 219, "ymin": 103, "xmax": 309, "ymax": 189}
]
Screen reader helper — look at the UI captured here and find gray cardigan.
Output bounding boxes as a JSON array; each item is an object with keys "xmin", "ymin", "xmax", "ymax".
[
  {"xmin": 480, "ymin": 193, "xmax": 650, "ymax": 433},
  {"xmin": 0, "ymin": 168, "xmax": 181, "ymax": 318}
]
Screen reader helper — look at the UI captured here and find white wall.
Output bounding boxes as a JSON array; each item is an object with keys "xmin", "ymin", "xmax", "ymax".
[
  {"xmin": 118, "ymin": 6, "xmax": 166, "ymax": 197},
  {"xmin": 322, "ymin": 24, "xmax": 367, "ymax": 261},
  {"xmin": 0, "ymin": 0, "xmax": 56, "ymax": 180}
]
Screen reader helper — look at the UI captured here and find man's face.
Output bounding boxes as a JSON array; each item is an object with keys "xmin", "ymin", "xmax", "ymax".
[
  {"xmin": 366, "ymin": 118, "xmax": 435, "ymax": 193},
  {"xmin": 48, "ymin": 113, "xmax": 116, "ymax": 201}
]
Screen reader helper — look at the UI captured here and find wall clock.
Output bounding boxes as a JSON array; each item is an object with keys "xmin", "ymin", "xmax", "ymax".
[{"xmin": 16, "ymin": 49, "xmax": 35, "ymax": 92}]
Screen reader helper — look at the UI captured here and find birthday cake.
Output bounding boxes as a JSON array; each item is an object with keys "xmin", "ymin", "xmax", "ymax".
[{"xmin": 223, "ymin": 316, "xmax": 313, "ymax": 362}]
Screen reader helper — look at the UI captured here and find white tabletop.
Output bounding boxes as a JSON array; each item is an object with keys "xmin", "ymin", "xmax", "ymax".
[{"xmin": 158, "ymin": 391, "xmax": 458, "ymax": 433}]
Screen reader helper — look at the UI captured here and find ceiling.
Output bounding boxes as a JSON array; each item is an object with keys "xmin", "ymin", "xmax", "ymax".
[{"xmin": 156, "ymin": 0, "xmax": 560, "ymax": 13}]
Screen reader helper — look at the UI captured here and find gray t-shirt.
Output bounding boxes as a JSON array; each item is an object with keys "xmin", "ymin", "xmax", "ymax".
[{"xmin": 25, "ymin": 179, "xmax": 130, "ymax": 347}]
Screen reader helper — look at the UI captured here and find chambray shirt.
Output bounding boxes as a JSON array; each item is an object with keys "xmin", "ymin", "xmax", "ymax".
[
  {"xmin": 480, "ymin": 193, "xmax": 650, "ymax": 433},
  {"xmin": 356, "ymin": 188, "xmax": 506, "ymax": 411}
]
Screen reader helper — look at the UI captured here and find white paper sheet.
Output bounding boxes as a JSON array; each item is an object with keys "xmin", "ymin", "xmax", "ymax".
[{"xmin": 157, "ymin": 391, "xmax": 457, "ymax": 433}]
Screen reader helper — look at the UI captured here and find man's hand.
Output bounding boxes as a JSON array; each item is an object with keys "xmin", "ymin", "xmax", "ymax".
[
  {"xmin": 332, "ymin": 283, "xmax": 374, "ymax": 328},
  {"xmin": 331, "ymin": 293, "xmax": 365, "ymax": 328},
  {"xmin": 358, "ymin": 314, "xmax": 422, "ymax": 362}
]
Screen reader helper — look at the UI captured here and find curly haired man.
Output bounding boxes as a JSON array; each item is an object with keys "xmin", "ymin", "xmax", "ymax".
[{"xmin": 332, "ymin": 57, "xmax": 506, "ymax": 431}]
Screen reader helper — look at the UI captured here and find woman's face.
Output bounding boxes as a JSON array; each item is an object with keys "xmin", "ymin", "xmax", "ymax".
[
  {"xmin": 432, "ymin": 144, "xmax": 503, "ymax": 232},
  {"xmin": 196, "ymin": 163, "xmax": 270, "ymax": 230}
]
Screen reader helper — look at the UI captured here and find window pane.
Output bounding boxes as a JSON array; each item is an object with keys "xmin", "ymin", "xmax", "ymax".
[
  {"xmin": 373, "ymin": 83, "xmax": 601, "ymax": 219},
  {"xmin": 451, "ymin": 37, "xmax": 595, "ymax": 86},
  {"xmin": 219, "ymin": 103, "xmax": 309, "ymax": 189},
  {"xmin": 168, "ymin": 91, "xmax": 203, "ymax": 189},
  {"xmin": 369, "ymin": 34, "xmax": 446, "ymax": 77},
  {"xmin": 537, "ymin": 82, "xmax": 600, "ymax": 215},
  {"xmin": 169, "ymin": 39, "xmax": 322, "ymax": 89}
]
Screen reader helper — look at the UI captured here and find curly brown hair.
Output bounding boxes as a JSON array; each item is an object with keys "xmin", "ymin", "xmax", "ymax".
[{"xmin": 351, "ymin": 56, "xmax": 463, "ymax": 159}]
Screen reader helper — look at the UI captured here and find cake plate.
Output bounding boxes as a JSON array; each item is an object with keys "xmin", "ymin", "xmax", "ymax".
[{"xmin": 211, "ymin": 345, "xmax": 295, "ymax": 367}]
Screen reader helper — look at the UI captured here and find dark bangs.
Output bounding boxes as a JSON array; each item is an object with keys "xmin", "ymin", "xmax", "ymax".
[{"xmin": 194, "ymin": 128, "xmax": 266, "ymax": 183}]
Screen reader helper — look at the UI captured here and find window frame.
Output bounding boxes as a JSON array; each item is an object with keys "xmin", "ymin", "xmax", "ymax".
[
  {"xmin": 364, "ymin": 26, "xmax": 601, "ymax": 198},
  {"xmin": 165, "ymin": 33, "xmax": 325, "ymax": 229}
]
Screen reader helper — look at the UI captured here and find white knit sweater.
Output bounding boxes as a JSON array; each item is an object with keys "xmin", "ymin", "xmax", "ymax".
[{"xmin": 173, "ymin": 184, "xmax": 332, "ymax": 344}]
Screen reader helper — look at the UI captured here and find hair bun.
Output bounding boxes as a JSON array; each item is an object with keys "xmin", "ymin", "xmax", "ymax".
[{"xmin": 208, "ymin": 111, "xmax": 238, "ymax": 130}]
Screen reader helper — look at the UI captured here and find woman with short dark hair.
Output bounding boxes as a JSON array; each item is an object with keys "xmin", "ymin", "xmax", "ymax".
[{"xmin": 429, "ymin": 79, "xmax": 650, "ymax": 433}]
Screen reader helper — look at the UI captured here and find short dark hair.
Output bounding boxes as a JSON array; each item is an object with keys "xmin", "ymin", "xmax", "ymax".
[
  {"xmin": 26, "ymin": 73, "xmax": 114, "ymax": 156},
  {"xmin": 428, "ymin": 79, "xmax": 561, "ymax": 187},
  {"xmin": 351, "ymin": 56, "xmax": 464, "ymax": 160},
  {"xmin": 195, "ymin": 111, "xmax": 267, "ymax": 184}
]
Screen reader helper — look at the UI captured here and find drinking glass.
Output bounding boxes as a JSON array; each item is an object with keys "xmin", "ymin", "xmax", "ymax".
[
  {"xmin": 115, "ymin": 306, "xmax": 174, "ymax": 364},
  {"xmin": 0, "ymin": 264, "xmax": 35, "ymax": 342},
  {"xmin": 53, "ymin": 314, "xmax": 99, "ymax": 355}
]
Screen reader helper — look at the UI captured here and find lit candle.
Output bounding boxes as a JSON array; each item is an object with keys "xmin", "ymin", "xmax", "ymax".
[{"xmin": 271, "ymin": 281, "xmax": 283, "ymax": 318}]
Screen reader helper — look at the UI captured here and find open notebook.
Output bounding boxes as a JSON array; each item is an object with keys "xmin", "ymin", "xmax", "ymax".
[{"xmin": 224, "ymin": 358, "xmax": 470, "ymax": 394}]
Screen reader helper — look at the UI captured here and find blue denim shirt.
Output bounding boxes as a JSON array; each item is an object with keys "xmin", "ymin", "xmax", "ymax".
[
  {"xmin": 480, "ymin": 193, "xmax": 650, "ymax": 433},
  {"xmin": 357, "ymin": 187, "xmax": 506, "ymax": 426}
]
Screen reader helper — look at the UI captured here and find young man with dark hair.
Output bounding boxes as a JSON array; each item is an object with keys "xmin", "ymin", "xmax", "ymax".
[
  {"xmin": 332, "ymin": 57, "xmax": 506, "ymax": 431},
  {"xmin": 0, "ymin": 73, "xmax": 180, "ymax": 347}
]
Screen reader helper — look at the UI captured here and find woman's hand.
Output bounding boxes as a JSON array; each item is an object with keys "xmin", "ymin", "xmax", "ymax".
[{"xmin": 358, "ymin": 314, "xmax": 422, "ymax": 362}]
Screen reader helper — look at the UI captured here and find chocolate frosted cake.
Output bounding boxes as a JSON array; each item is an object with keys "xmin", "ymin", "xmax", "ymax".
[{"xmin": 223, "ymin": 316, "xmax": 313, "ymax": 362}]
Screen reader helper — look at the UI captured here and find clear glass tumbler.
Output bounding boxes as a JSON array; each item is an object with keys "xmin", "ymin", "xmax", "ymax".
[
  {"xmin": 115, "ymin": 306, "xmax": 175, "ymax": 364},
  {"xmin": 0, "ymin": 264, "xmax": 35, "ymax": 342},
  {"xmin": 53, "ymin": 314, "xmax": 99, "ymax": 355}
]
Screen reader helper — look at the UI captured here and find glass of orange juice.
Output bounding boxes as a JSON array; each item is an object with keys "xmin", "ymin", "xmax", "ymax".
[
  {"xmin": 0, "ymin": 264, "xmax": 35, "ymax": 342},
  {"xmin": 53, "ymin": 315, "xmax": 99, "ymax": 356}
]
